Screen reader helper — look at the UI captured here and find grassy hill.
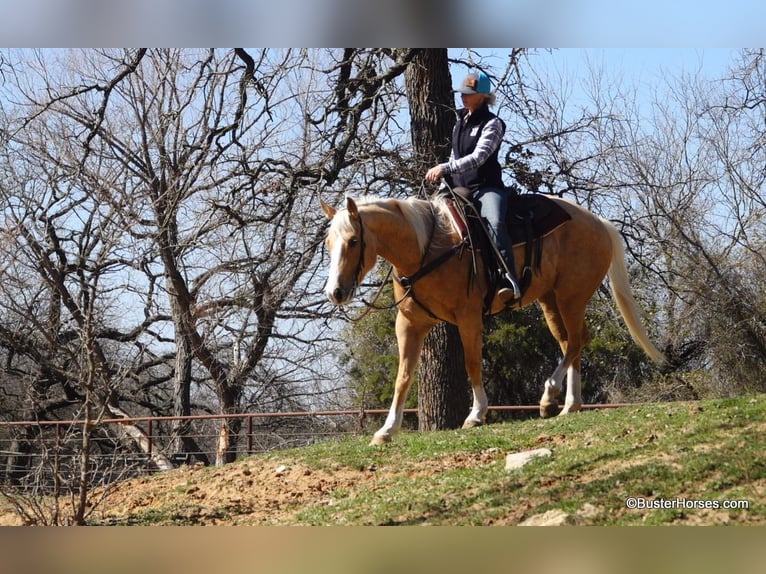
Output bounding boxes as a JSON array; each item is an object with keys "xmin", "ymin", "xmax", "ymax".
[{"xmin": 4, "ymin": 395, "xmax": 765, "ymax": 526}]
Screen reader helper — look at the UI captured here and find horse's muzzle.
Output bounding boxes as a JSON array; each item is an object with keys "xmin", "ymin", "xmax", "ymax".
[{"xmin": 326, "ymin": 283, "xmax": 356, "ymax": 306}]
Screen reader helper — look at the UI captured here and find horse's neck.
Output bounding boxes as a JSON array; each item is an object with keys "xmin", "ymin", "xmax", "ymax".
[{"xmin": 361, "ymin": 201, "xmax": 424, "ymax": 275}]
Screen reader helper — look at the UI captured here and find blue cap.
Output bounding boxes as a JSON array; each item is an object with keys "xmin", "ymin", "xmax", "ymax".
[{"xmin": 456, "ymin": 71, "xmax": 491, "ymax": 95}]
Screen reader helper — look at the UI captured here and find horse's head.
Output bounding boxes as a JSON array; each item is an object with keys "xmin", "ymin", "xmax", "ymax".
[{"xmin": 321, "ymin": 196, "xmax": 376, "ymax": 305}]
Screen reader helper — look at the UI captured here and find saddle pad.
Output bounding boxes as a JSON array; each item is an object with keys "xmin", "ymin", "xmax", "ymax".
[{"xmin": 507, "ymin": 194, "xmax": 571, "ymax": 247}]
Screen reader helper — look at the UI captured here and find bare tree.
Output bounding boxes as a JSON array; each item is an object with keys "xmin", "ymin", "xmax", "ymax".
[
  {"xmin": 0, "ymin": 48, "xmax": 418, "ymax": 471},
  {"xmin": 0, "ymin": 85, "xmax": 170, "ymax": 522},
  {"xmin": 547, "ymin": 49, "xmax": 766, "ymax": 397}
]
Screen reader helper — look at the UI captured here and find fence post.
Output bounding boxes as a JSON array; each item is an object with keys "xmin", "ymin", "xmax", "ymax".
[
  {"xmin": 247, "ymin": 415, "xmax": 253, "ymax": 455},
  {"xmin": 147, "ymin": 419, "xmax": 153, "ymax": 458}
]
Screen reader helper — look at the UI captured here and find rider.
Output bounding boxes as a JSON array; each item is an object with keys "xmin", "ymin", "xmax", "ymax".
[{"xmin": 425, "ymin": 70, "xmax": 521, "ymax": 301}]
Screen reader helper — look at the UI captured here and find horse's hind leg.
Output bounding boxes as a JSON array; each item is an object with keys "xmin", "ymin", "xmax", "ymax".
[
  {"xmin": 561, "ymin": 356, "xmax": 585, "ymax": 414},
  {"xmin": 371, "ymin": 312, "xmax": 430, "ymax": 446},
  {"xmin": 538, "ymin": 295, "xmax": 566, "ymax": 417},
  {"xmin": 538, "ymin": 294, "xmax": 590, "ymax": 417}
]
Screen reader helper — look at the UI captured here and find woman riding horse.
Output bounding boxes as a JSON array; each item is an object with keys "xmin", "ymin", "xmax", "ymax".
[{"xmin": 425, "ymin": 70, "xmax": 521, "ymax": 301}]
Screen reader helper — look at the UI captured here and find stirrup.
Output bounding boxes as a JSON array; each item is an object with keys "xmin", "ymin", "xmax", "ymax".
[{"xmin": 500, "ymin": 272, "xmax": 521, "ymax": 300}]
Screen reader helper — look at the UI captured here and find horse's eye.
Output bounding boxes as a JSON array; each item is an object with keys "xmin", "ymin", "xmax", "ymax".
[{"xmin": 348, "ymin": 237, "xmax": 359, "ymax": 247}]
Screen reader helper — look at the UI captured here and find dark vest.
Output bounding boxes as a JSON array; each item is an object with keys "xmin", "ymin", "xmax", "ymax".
[{"xmin": 449, "ymin": 105, "xmax": 505, "ymax": 191}]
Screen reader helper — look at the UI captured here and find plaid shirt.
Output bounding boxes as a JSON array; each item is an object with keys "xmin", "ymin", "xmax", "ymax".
[{"xmin": 441, "ymin": 114, "xmax": 505, "ymax": 177}]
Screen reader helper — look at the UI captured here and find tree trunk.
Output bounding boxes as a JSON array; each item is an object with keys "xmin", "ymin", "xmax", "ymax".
[
  {"xmin": 172, "ymin": 334, "xmax": 192, "ymax": 453},
  {"xmin": 170, "ymin": 312, "xmax": 210, "ymax": 465},
  {"xmin": 401, "ymin": 49, "xmax": 470, "ymax": 430},
  {"xmin": 418, "ymin": 323, "xmax": 471, "ymax": 430}
]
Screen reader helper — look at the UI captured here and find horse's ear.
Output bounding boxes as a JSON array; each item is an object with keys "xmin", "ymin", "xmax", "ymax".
[
  {"xmin": 345, "ymin": 196, "xmax": 359, "ymax": 221},
  {"xmin": 320, "ymin": 199, "xmax": 336, "ymax": 219}
]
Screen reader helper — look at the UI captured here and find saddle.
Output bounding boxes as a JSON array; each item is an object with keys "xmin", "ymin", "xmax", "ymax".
[
  {"xmin": 506, "ymin": 193, "xmax": 571, "ymax": 246},
  {"xmin": 444, "ymin": 188, "xmax": 571, "ymax": 311}
]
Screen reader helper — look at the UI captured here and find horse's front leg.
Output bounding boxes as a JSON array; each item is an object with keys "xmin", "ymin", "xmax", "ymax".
[
  {"xmin": 458, "ymin": 316, "xmax": 487, "ymax": 429},
  {"xmin": 371, "ymin": 313, "xmax": 430, "ymax": 446}
]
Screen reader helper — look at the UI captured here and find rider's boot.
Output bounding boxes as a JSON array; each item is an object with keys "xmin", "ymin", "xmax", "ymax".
[
  {"xmin": 496, "ymin": 241, "xmax": 522, "ymax": 302},
  {"xmin": 497, "ymin": 271, "xmax": 521, "ymax": 301}
]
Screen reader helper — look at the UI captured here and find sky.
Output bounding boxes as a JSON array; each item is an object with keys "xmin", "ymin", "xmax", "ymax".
[
  {"xmin": 555, "ymin": 49, "xmax": 736, "ymax": 81},
  {"xmin": 0, "ymin": 1, "xmax": 764, "ymax": 46},
  {"xmin": 463, "ymin": 1, "xmax": 766, "ymax": 46},
  {"xmin": 542, "ymin": 48, "xmax": 738, "ymax": 109}
]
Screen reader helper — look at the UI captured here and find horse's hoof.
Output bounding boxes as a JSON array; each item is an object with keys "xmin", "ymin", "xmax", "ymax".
[
  {"xmin": 539, "ymin": 402, "xmax": 559, "ymax": 418},
  {"xmin": 559, "ymin": 404, "xmax": 582, "ymax": 415},
  {"xmin": 369, "ymin": 434, "xmax": 391, "ymax": 446},
  {"xmin": 461, "ymin": 419, "xmax": 484, "ymax": 429}
]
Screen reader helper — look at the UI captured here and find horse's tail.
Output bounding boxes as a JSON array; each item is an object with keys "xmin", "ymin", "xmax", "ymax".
[{"xmin": 603, "ymin": 219, "xmax": 666, "ymax": 365}]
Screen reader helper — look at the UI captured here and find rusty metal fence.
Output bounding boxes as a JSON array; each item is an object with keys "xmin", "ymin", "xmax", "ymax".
[
  {"xmin": 0, "ymin": 404, "xmax": 627, "ymax": 494},
  {"xmin": 0, "ymin": 408, "xmax": 405, "ymax": 494}
]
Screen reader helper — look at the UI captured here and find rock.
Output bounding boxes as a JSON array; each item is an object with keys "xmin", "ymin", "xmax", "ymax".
[
  {"xmin": 577, "ymin": 503, "xmax": 601, "ymax": 520},
  {"xmin": 504, "ymin": 448, "xmax": 552, "ymax": 471},
  {"xmin": 519, "ymin": 503, "xmax": 602, "ymax": 526},
  {"xmin": 519, "ymin": 509, "xmax": 573, "ymax": 526},
  {"xmin": 275, "ymin": 464, "xmax": 289, "ymax": 476}
]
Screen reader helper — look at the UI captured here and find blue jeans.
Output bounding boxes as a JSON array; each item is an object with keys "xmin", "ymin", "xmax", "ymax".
[{"xmin": 473, "ymin": 187, "xmax": 514, "ymax": 274}]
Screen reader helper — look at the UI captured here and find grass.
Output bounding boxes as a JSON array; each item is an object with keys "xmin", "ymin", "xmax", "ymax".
[{"xmin": 283, "ymin": 395, "xmax": 766, "ymax": 525}]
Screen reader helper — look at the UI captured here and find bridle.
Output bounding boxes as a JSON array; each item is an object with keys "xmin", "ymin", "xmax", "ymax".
[
  {"xmin": 342, "ymin": 200, "xmax": 465, "ymax": 322},
  {"xmin": 342, "ymin": 210, "xmax": 407, "ymax": 320}
]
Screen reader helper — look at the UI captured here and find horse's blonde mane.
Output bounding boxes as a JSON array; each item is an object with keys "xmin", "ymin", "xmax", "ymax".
[{"xmin": 348, "ymin": 196, "xmax": 454, "ymax": 257}]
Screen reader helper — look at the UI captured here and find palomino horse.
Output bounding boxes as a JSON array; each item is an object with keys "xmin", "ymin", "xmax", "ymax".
[{"xmin": 321, "ymin": 195, "xmax": 664, "ymax": 445}]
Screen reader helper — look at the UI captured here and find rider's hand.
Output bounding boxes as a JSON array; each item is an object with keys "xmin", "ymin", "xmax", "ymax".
[{"xmin": 425, "ymin": 165, "xmax": 443, "ymax": 183}]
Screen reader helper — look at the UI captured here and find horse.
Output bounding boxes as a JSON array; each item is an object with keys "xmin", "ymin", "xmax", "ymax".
[{"xmin": 321, "ymin": 194, "xmax": 665, "ymax": 445}]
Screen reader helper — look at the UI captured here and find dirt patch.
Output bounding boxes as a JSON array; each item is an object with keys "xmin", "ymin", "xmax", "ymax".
[
  {"xmin": 0, "ymin": 459, "xmax": 367, "ymax": 526},
  {"xmin": 0, "ymin": 449, "xmax": 503, "ymax": 526},
  {"xmin": 102, "ymin": 449, "xmax": 508, "ymax": 525},
  {"xmin": 0, "ymin": 447, "xmax": 506, "ymax": 526},
  {"xmin": 96, "ymin": 458, "xmax": 382, "ymax": 525}
]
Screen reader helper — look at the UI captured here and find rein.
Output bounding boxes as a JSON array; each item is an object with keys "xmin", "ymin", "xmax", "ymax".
[{"xmin": 394, "ymin": 243, "xmax": 464, "ymax": 291}]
